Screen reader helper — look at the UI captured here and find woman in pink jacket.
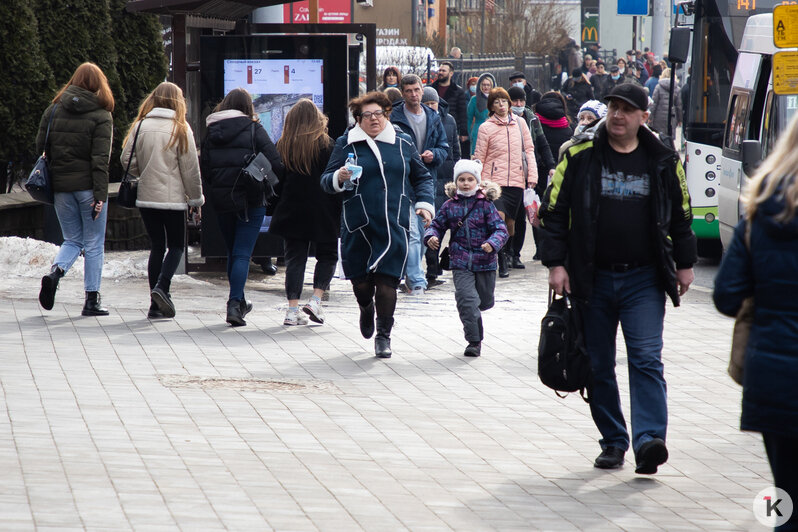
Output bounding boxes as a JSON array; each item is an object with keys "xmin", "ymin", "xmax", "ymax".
[{"xmin": 473, "ymin": 87, "xmax": 537, "ymax": 278}]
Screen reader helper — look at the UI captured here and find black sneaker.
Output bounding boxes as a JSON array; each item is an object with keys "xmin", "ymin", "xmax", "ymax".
[
  {"xmin": 635, "ymin": 438, "xmax": 668, "ymax": 475},
  {"xmin": 426, "ymin": 278, "xmax": 446, "ymax": 288},
  {"xmin": 151, "ymin": 287, "xmax": 176, "ymax": 318},
  {"xmin": 594, "ymin": 447, "xmax": 625, "ymax": 469},
  {"xmin": 464, "ymin": 341, "xmax": 481, "ymax": 357}
]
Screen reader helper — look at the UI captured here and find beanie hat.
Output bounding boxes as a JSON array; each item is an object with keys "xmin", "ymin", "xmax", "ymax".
[
  {"xmin": 421, "ymin": 86, "xmax": 439, "ymax": 103},
  {"xmin": 453, "ymin": 159, "xmax": 482, "ymax": 184},
  {"xmin": 507, "ymin": 86, "xmax": 526, "ymax": 102},
  {"xmin": 578, "ymin": 100, "xmax": 608, "ymax": 120}
]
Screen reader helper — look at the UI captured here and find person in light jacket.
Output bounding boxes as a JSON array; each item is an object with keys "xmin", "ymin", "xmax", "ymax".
[
  {"xmin": 713, "ymin": 111, "xmax": 798, "ymax": 530},
  {"xmin": 36, "ymin": 62, "xmax": 114, "ymax": 317},
  {"xmin": 321, "ymin": 91, "xmax": 434, "ymax": 359},
  {"xmin": 649, "ymin": 68, "xmax": 682, "ymax": 136},
  {"xmin": 121, "ymin": 82, "xmax": 204, "ymax": 319},
  {"xmin": 473, "ymin": 87, "xmax": 538, "ymax": 278}
]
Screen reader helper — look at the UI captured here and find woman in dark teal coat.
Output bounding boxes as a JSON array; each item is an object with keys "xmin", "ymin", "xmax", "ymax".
[
  {"xmin": 322, "ymin": 91, "xmax": 434, "ymax": 359},
  {"xmin": 713, "ymin": 113, "xmax": 798, "ymax": 531}
]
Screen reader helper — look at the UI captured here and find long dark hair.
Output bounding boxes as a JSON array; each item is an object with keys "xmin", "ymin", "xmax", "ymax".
[{"xmin": 214, "ymin": 88, "xmax": 256, "ymax": 120}]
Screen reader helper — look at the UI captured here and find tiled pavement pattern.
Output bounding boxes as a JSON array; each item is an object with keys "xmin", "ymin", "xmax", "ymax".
[{"xmin": 0, "ymin": 251, "xmax": 773, "ymax": 531}]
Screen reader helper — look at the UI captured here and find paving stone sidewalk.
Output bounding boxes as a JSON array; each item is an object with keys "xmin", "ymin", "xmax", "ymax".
[{"xmin": 0, "ymin": 251, "xmax": 774, "ymax": 531}]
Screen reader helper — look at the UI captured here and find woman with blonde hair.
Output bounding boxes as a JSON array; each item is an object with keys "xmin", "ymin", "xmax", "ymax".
[
  {"xmin": 121, "ymin": 82, "xmax": 204, "ymax": 319},
  {"xmin": 713, "ymin": 112, "xmax": 798, "ymax": 527},
  {"xmin": 37, "ymin": 62, "xmax": 114, "ymax": 316},
  {"xmin": 269, "ymin": 99, "xmax": 340, "ymax": 326}
]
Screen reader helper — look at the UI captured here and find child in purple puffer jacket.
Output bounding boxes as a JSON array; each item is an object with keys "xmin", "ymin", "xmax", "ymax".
[{"xmin": 425, "ymin": 159, "xmax": 508, "ymax": 357}]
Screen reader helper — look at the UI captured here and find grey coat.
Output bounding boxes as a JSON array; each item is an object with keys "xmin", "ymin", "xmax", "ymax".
[{"xmin": 649, "ymin": 77, "xmax": 682, "ymax": 135}]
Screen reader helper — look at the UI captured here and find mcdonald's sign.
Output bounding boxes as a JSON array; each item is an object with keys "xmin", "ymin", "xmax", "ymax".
[
  {"xmin": 581, "ymin": 0, "xmax": 599, "ymax": 47},
  {"xmin": 582, "ymin": 26, "xmax": 598, "ymax": 43}
]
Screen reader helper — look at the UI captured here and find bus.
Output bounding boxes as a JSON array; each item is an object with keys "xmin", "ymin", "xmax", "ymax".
[
  {"xmin": 717, "ymin": 14, "xmax": 798, "ymax": 249},
  {"xmin": 680, "ymin": 0, "xmax": 788, "ymax": 256}
]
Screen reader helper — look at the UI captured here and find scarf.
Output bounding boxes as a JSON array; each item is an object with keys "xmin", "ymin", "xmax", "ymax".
[{"xmin": 537, "ymin": 114, "xmax": 569, "ymax": 128}]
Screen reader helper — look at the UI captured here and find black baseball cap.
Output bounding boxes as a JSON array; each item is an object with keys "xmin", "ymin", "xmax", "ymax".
[
  {"xmin": 604, "ymin": 83, "xmax": 648, "ymax": 111},
  {"xmin": 509, "ymin": 71, "xmax": 526, "ymax": 80}
]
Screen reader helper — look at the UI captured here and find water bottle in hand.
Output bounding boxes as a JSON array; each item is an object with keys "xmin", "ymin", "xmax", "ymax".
[{"xmin": 344, "ymin": 153, "xmax": 362, "ymax": 190}]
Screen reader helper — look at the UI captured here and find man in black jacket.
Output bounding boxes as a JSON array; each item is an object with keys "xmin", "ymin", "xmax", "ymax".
[
  {"xmin": 540, "ymin": 83, "xmax": 697, "ymax": 476},
  {"xmin": 430, "ymin": 61, "xmax": 469, "ymax": 157}
]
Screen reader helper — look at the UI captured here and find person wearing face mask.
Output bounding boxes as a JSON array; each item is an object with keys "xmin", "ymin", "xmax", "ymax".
[
  {"xmin": 473, "ymin": 88, "xmax": 538, "ymax": 277},
  {"xmin": 465, "ymin": 76, "xmax": 479, "ymax": 100},
  {"xmin": 424, "ymin": 159, "xmax": 508, "ymax": 357},
  {"xmin": 467, "ymin": 73, "xmax": 496, "ymax": 156},
  {"xmin": 508, "ymin": 85, "xmax": 555, "ymax": 267},
  {"xmin": 508, "ymin": 71, "xmax": 541, "ymax": 107},
  {"xmin": 605, "ymin": 65, "xmax": 626, "ymax": 94},
  {"xmin": 558, "ymin": 99, "xmax": 608, "ymax": 160},
  {"xmin": 377, "ymin": 66, "xmax": 401, "ymax": 92}
]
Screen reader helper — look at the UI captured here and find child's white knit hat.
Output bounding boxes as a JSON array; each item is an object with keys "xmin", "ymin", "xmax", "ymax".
[{"xmin": 453, "ymin": 159, "xmax": 483, "ymax": 184}]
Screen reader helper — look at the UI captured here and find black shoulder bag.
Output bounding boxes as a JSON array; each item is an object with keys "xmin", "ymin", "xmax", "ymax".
[
  {"xmin": 538, "ymin": 289, "xmax": 591, "ymax": 402},
  {"xmin": 25, "ymin": 104, "xmax": 58, "ymax": 204},
  {"xmin": 118, "ymin": 120, "xmax": 142, "ymax": 209},
  {"xmin": 439, "ymin": 198, "xmax": 482, "ymax": 270},
  {"xmin": 241, "ymin": 122, "xmax": 279, "ymax": 201}
]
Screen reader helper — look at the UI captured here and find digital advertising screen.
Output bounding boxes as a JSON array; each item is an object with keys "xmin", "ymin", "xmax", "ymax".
[{"xmin": 223, "ymin": 59, "xmax": 324, "ymax": 142}]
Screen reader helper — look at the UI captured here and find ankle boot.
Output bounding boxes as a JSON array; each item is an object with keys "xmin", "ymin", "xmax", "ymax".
[
  {"xmin": 151, "ymin": 286, "xmax": 175, "ymax": 318},
  {"xmin": 375, "ymin": 317, "xmax": 394, "ymax": 358},
  {"xmin": 498, "ymin": 247, "xmax": 510, "ymax": 278},
  {"xmin": 241, "ymin": 299, "xmax": 253, "ymax": 317},
  {"xmin": 82, "ymin": 291, "xmax": 109, "ymax": 316},
  {"xmin": 359, "ymin": 301, "xmax": 375, "ymax": 339},
  {"xmin": 226, "ymin": 298, "xmax": 246, "ymax": 327},
  {"xmin": 39, "ymin": 265, "xmax": 65, "ymax": 311},
  {"xmin": 147, "ymin": 299, "xmax": 164, "ymax": 319}
]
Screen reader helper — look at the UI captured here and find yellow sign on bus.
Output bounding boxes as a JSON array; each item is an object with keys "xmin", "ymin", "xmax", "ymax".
[
  {"xmin": 774, "ymin": 4, "xmax": 798, "ymax": 48},
  {"xmin": 773, "ymin": 51, "xmax": 798, "ymax": 94}
]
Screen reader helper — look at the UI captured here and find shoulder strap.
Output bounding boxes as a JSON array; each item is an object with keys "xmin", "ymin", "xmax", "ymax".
[
  {"xmin": 42, "ymin": 104, "xmax": 58, "ymax": 156},
  {"xmin": 451, "ymin": 197, "xmax": 482, "ymax": 239},
  {"xmin": 250, "ymin": 122, "xmax": 256, "ymax": 154},
  {"xmin": 122, "ymin": 120, "xmax": 143, "ymax": 183},
  {"xmin": 744, "ymin": 218, "xmax": 752, "ymax": 250}
]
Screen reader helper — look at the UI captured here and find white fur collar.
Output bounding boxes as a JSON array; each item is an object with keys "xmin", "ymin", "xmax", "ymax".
[
  {"xmin": 346, "ymin": 123, "xmax": 396, "ymax": 145},
  {"xmin": 205, "ymin": 109, "xmax": 248, "ymax": 126},
  {"xmin": 146, "ymin": 107, "xmax": 176, "ymax": 119}
]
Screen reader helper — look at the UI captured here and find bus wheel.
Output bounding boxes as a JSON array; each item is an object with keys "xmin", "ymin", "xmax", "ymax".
[{"xmin": 697, "ymin": 238, "xmax": 723, "ymax": 260}]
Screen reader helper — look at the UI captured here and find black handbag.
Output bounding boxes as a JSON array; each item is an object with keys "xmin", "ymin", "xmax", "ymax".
[
  {"xmin": 25, "ymin": 104, "xmax": 58, "ymax": 204},
  {"xmin": 241, "ymin": 123, "xmax": 279, "ymax": 201},
  {"xmin": 538, "ymin": 289, "xmax": 591, "ymax": 402},
  {"xmin": 117, "ymin": 120, "xmax": 142, "ymax": 209},
  {"xmin": 438, "ymin": 198, "xmax": 481, "ymax": 271}
]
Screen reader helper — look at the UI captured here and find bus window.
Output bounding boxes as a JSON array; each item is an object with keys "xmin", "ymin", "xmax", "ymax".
[{"xmin": 725, "ymin": 93, "xmax": 750, "ymax": 151}]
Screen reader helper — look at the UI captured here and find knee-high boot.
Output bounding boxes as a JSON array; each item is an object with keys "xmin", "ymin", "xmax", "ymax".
[{"xmin": 375, "ymin": 317, "xmax": 394, "ymax": 358}]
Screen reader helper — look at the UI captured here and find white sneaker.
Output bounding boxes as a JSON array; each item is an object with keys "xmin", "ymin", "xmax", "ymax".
[
  {"xmin": 302, "ymin": 298, "xmax": 325, "ymax": 324},
  {"xmin": 409, "ymin": 286, "xmax": 425, "ymax": 296},
  {"xmin": 284, "ymin": 309, "xmax": 308, "ymax": 326}
]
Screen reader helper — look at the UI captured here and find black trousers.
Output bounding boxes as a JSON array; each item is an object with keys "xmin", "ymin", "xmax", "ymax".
[
  {"xmin": 512, "ymin": 196, "xmax": 527, "ymax": 258},
  {"xmin": 763, "ymin": 432, "xmax": 798, "ymax": 532},
  {"xmin": 283, "ymin": 238, "xmax": 338, "ymax": 301},
  {"xmin": 139, "ymin": 208, "xmax": 185, "ymax": 293}
]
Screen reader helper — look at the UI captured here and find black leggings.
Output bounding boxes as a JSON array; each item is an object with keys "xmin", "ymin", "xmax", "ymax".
[
  {"xmin": 139, "ymin": 208, "xmax": 185, "ymax": 293},
  {"xmin": 351, "ymin": 273, "xmax": 399, "ymax": 319},
  {"xmin": 283, "ymin": 238, "xmax": 338, "ymax": 300}
]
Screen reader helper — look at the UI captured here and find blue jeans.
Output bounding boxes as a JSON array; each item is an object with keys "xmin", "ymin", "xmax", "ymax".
[
  {"xmin": 53, "ymin": 190, "xmax": 107, "ymax": 292},
  {"xmin": 582, "ymin": 265, "xmax": 667, "ymax": 454},
  {"xmin": 216, "ymin": 207, "xmax": 265, "ymax": 301},
  {"xmin": 405, "ymin": 213, "xmax": 427, "ymax": 289}
]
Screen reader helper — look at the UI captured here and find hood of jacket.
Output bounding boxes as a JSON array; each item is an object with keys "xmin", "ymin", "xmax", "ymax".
[
  {"xmin": 536, "ymin": 96, "xmax": 567, "ymax": 120},
  {"xmin": 657, "ymin": 77, "xmax": 672, "ymax": 90},
  {"xmin": 444, "ymin": 180, "xmax": 501, "ymax": 200},
  {"xmin": 205, "ymin": 110, "xmax": 254, "ymax": 145},
  {"xmin": 437, "ymin": 97, "xmax": 451, "ymax": 118},
  {"xmin": 757, "ymin": 183, "xmax": 798, "ymax": 240},
  {"xmin": 59, "ymin": 85, "xmax": 102, "ymax": 114},
  {"xmin": 476, "ymin": 73, "xmax": 497, "ymax": 112}
]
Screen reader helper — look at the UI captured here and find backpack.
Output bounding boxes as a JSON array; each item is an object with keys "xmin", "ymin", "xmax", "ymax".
[{"xmin": 538, "ymin": 290, "xmax": 591, "ymax": 402}]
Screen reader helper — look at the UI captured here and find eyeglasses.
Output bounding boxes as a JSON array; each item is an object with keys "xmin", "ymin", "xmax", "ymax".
[{"xmin": 361, "ymin": 110, "xmax": 385, "ymax": 120}]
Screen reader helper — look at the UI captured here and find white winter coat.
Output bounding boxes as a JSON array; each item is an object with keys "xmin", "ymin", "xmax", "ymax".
[{"xmin": 120, "ymin": 108, "xmax": 204, "ymax": 210}]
